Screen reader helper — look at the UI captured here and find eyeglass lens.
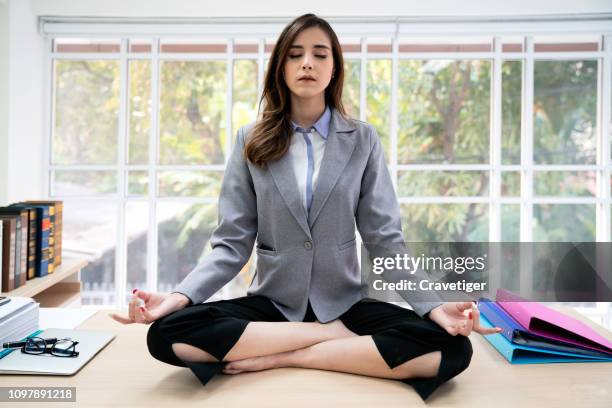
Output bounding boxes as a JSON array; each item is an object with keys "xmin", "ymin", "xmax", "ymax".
[
  {"xmin": 52, "ymin": 340, "xmax": 76, "ymax": 356},
  {"xmin": 24, "ymin": 337, "xmax": 46, "ymax": 354}
]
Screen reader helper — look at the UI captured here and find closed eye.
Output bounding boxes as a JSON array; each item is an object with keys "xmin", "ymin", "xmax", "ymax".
[{"xmin": 288, "ymin": 55, "xmax": 328, "ymax": 59}]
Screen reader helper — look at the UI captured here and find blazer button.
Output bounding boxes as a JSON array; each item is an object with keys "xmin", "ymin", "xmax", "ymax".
[{"xmin": 304, "ymin": 241, "xmax": 313, "ymax": 250}]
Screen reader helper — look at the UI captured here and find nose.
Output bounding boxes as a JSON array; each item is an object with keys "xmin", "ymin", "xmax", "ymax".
[{"xmin": 301, "ymin": 56, "xmax": 313, "ymax": 70}]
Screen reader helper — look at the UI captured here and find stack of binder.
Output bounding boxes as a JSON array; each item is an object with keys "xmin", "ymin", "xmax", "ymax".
[
  {"xmin": 0, "ymin": 297, "xmax": 41, "ymax": 359},
  {"xmin": 478, "ymin": 289, "xmax": 612, "ymax": 363}
]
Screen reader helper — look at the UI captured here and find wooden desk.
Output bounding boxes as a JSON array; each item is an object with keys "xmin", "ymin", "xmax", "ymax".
[{"xmin": 1, "ymin": 306, "xmax": 611, "ymax": 407}]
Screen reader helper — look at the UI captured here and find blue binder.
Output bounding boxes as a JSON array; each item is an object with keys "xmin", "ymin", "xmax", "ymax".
[
  {"xmin": 479, "ymin": 299, "xmax": 612, "ymax": 358},
  {"xmin": 479, "ymin": 314, "xmax": 612, "ymax": 364}
]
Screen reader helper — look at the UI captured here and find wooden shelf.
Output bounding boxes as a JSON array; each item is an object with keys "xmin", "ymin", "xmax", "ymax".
[{"xmin": 1, "ymin": 257, "xmax": 88, "ymax": 307}]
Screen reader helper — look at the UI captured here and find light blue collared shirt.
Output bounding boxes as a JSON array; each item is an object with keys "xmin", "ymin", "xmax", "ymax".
[{"xmin": 289, "ymin": 105, "xmax": 332, "ymax": 220}]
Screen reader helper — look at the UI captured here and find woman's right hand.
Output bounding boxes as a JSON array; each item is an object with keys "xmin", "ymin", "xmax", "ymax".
[{"xmin": 109, "ymin": 290, "xmax": 191, "ymax": 325}]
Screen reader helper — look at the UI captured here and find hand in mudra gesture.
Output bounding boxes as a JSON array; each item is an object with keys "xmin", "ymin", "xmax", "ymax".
[
  {"xmin": 109, "ymin": 290, "xmax": 191, "ymax": 325},
  {"xmin": 428, "ymin": 302, "xmax": 502, "ymax": 337}
]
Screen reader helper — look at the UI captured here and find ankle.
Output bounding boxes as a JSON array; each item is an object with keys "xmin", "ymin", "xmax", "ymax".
[{"xmin": 287, "ymin": 347, "xmax": 312, "ymax": 368}]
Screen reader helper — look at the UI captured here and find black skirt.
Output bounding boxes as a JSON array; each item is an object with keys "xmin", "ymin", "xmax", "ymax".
[{"xmin": 147, "ymin": 295, "xmax": 472, "ymax": 401}]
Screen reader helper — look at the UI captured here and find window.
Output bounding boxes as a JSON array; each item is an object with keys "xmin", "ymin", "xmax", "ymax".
[{"xmin": 43, "ymin": 20, "xmax": 612, "ymax": 312}]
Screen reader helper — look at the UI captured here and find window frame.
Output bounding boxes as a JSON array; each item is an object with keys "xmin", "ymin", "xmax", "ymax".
[{"xmin": 41, "ymin": 17, "xmax": 612, "ymax": 310}]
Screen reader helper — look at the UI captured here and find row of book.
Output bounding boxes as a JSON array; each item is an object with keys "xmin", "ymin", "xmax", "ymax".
[
  {"xmin": 0, "ymin": 201, "xmax": 64, "ymax": 293},
  {"xmin": 478, "ymin": 288, "xmax": 612, "ymax": 363}
]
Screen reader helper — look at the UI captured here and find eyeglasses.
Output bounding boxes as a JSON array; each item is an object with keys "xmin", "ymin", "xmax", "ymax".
[{"xmin": 21, "ymin": 337, "xmax": 79, "ymax": 358}]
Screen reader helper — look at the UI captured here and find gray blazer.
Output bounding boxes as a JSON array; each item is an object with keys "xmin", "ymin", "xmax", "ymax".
[{"xmin": 174, "ymin": 107, "xmax": 443, "ymax": 322}]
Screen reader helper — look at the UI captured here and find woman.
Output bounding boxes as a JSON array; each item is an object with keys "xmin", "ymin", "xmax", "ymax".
[{"xmin": 111, "ymin": 14, "xmax": 501, "ymax": 400}]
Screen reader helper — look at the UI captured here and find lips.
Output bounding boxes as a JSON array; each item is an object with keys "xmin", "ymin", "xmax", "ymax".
[{"xmin": 298, "ymin": 76, "xmax": 316, "ymax": 81}]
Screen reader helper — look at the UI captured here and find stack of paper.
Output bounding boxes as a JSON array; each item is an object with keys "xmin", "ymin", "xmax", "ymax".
[
  {"xmin": 0, "ymin": 297, "xmax": 40, "ymax": 359},
  {"xmin": 479, "ymin": 289, "xmax": 612, "ymax": 364}
]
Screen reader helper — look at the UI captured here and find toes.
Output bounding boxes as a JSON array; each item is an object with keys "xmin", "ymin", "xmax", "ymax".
[{"xmin": 222, "ymin": 363, "xmax": 242, "ymax": 374}]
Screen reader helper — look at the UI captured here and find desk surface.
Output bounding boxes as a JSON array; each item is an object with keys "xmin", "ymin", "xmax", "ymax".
[{"xmin": 1, "ymin": 306, "xmax": 611, "ymax": 408}]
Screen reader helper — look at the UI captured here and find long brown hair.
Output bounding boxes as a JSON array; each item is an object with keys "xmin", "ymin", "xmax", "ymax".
[{"xmin": 244, "ymin": 14, "xmax": 347, "ymax": 167}]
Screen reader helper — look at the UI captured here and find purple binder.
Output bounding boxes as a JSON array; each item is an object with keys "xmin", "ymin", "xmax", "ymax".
[{"xmin": 495, "ymin": 288, "xmax": 612, "ymax": 355}]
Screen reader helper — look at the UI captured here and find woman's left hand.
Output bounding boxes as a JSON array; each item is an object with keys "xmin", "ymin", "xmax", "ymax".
[{"xmin": 427, "ymin": 302, "xmax": 503, "ymax": 337}]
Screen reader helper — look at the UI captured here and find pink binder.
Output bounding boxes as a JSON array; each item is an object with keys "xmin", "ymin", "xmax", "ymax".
[{"xmin": 496, "ymin": 288, "xmax": 612, "ymax": 355}]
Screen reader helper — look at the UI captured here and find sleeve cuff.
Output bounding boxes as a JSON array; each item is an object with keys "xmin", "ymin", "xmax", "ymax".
[
  {"xmin": 170, "ymin": 291, "xmax": 194, "ymax": 306},
  {"xmin": 412, "ymin": 301, "xmax": 444, "ymax": 319}
]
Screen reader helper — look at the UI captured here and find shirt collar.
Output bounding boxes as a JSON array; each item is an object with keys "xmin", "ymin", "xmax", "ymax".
[{"xmin": 290, "ymin": 105, "xmax": 332, "ymax": 139}]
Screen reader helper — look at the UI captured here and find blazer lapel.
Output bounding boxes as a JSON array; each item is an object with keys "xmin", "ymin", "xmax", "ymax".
[
  {"xmin": 308, "ymin": 108, "xmax": 358, "ymax": 229},
  {"xmin": 268, "ymin": 108, "xmax": 358, "ymax": 236},
  {"xmin": 268, "ymin": 146, "xmax": 312, "ymax": 239}
]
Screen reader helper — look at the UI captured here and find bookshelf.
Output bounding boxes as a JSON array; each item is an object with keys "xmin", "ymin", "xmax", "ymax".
[{"xmin": 0, "ymin": 257, "xmax": 88, "ymax": 307}]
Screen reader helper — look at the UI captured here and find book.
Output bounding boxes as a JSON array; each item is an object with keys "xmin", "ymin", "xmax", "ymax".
[
  {"xmin": 14, "ymin": 216, "xmax": 23, "ymax": 288},
  {"xmin": 22, "ymin": 201, "xmax": 63, "ymax": 269},
  {"xmin": 26, "ymin": 206, "xmax": 50, "ymax": 278},
  {"xmin": 0, "ymin": 216, "xmax": 21, "ymax": 291},
  {"xmin": 0, "ymin": 218, "xmax": 16, "ymax": 292},
  {"xmin": 26, "ymin": 208, "xmax": 38, "ymax": 280},
  {"xmin": 0, "ymin": 208, "xmax": 29, "ymax": 287},
  {"xmin": 19, "ymin": 204, "xmax": 53, "ymax": 274},
  {"xmin": 7, "ymin": 205, "xmax": 39, "ymax": 280}
]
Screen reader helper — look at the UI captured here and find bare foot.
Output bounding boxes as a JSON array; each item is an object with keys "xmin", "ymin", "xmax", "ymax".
[{"xmin": 223, "ymin": 350, "xmax": 297, "ymax": 374}]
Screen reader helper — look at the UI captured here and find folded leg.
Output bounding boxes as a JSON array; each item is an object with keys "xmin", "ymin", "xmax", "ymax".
[
  {"xmin": 340, "ymin": 299, "xmax": 473, "ymax": 400},
  {"xmin": 146, "ymin": 295, "xmax": 285, "ymax": 385}
]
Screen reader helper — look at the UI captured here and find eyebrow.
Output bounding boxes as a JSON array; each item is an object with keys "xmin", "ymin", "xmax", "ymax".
[{"xmin": 289, "ymin": 44, "xmax": 331, "ymax": 50}]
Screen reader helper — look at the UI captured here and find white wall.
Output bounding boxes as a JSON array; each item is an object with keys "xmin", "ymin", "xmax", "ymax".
[
  {"xmin": 0, "ymin": 1, "xmax": 8, "ymax": 205},
  {"xmin": 1, "ymin": 0, "xmax": 43, "ymax": 205},
  {"xmin": 27, "ymin": 0, "xmax": 612, "ymax": 18},
  {"xmin": 1, "ymin": 0, "xmax": 611, "ymax": 205}
]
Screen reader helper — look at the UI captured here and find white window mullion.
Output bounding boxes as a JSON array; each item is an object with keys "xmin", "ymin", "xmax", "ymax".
[
  {"xmin": 597, "ymin": 35, "xmax": 611, "ymax": 242},
  {"xmin": 153, "ymin": 53, "xmax": 230, "ymax": 61},
  {"xmin": 47, "ymin": 50, "xmax": 605, "ymax": 62},
  {"xmin": 390, "ymin": 30, "xmax": 399, "ymax": 193},
  {"xmin": 487, "ymin": 36, "xmax": 504, "ymax": 301},
  {"xmin": 359, "ymin": 37, "xmax": 367, "ymax": 122},
  {"xmin": 148, "ymin": 38, "xmax": 160, "ymax": 294},
  {"xmin": 257, "ymin": 38, "xmax": 265, "ymax": 111},
  {"xmin": 219, "ymin": 39, "xmax": 235, "ymax": 300},
  {"xmin": 49, "ymin": 164, "xmax": 230, "ymax": 171},
  {"xmin": 520, "ymin": 36, "xmax": 535, "ymax": 299},
  {"xmin": 44, "ymin": 36, "xmax": 54, "ymax": 198},
  {"xmin": 395, "ymin": 164, "xmax": 606, "ymax": 171},
  {"xmin": 356, "ymin": 36, "xmax": 367, "ymax": 265},
  {"xmin": 393, "ymin": 52, "xmax": 606, "ymax": 60},
  {"xmin": 116, "ymin": 38, "xmax": 128, "ymax": 309},
  {"xmin": 226, "ymin": 39, "xmax": 234, "ymax": 160},
  {"xmin": 490, "ymin": 36, "xmax": 502, "ymax": 243},
  {"xmin": 596, "ymin": 36, "xmax": 612, "ymax": 322},
  {"xmin": 521, "ymin": 37, "xmax": 534, "ymax": 243},
  {"xmin": 52, "ymin": 53, "xmax": 121, "ymax": 60}
]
